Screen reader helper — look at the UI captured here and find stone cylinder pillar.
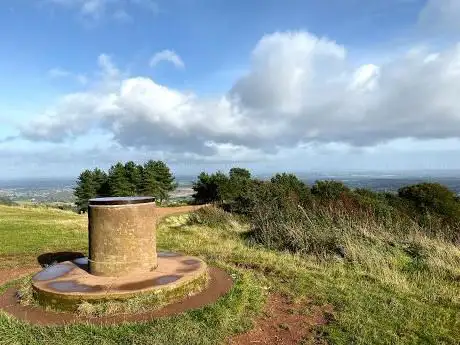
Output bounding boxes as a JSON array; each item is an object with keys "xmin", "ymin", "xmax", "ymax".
[{"xmin": 88, "ymin": 197, "xmax": 157, "ymax": 277}]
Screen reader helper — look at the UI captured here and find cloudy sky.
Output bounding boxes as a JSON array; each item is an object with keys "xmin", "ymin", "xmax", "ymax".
[{"xmin": 1, "ymin": 0, "xmax": 460, "ymax": 178}]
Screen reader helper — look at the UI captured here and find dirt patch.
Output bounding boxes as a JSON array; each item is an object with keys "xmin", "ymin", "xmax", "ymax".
[
  {"xmin": 156, "ymin": 205, "xmax": 202, "ymax": 219},
  {"xmin": 229, "ymin": 295, "xmax": 332, "ymax": 345},
  {"xmin": 0, "ymin": 267, "xmax": 39, "ymax": 286},
  {"xmin": 0, "ymin": 266, "xmax": 232, "ymax": 325}
]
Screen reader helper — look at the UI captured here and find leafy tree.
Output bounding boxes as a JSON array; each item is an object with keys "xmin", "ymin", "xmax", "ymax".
[
  {"xmin": 192, "ymin": 171, "xmax": 229, "ymax": 204},
  {"xmin": 225, "ymin": 168, "xmax": 253, "ymax": 213},
  {"xmin": 398, "ymin": 183, "xmax": 460, "ymax": 219},
  {"xmin": 74, "ymin": 160, "xmax": 176, "ymax": 209},
  {"xmin": 311, "ymin": 180, "xmax": 350, "ymax": 200},
  {"xmin": 229, "ymin": 167, "xmax": 251, "ymax": 180},
  {"xmin": 270, "ymin": 173, "xmax": 311, "ymax": 205},
  {"xmin": 0, "ymin": 197, "xmax": 16, "ymax": 206}
]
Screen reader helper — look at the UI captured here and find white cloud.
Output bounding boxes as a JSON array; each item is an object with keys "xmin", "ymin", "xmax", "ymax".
[
  {"xmin": 48, "ymin": 67, "xmax": 88, "ymax": 85},
  {"xmin": 150, "ymin": 50, "xmax": 185, "ymax": 69},
  {"xmin": 47, "ymin": 0, "xmax": 158, "ymax": 21},
  {"xmin": 130, "ymin": 0, "xmax": 159, "ymax": 14},
  {"xmin": 113, "ymin": 8, "xmax": 132, "ymax": 22},
  {"xmin": 97, "ymin": 54, "xmax": 120, "ymax": 79},
  {"xmin": 419, "ymin": 0, "xmax": 460, "ymax": 34},
  {"xmin": 48, "ymin": 0, "xmax": 108, "ymax": 18},
  {"xmin": 20, "ymin": 31, "xmax": 460, "ymax": 163},
  {"xmin": 348, "ymin": 64, "xmax": 380, "ymax": 92},
  {"xmin": 48, "ymin": 67, "xmax": 71, "ymax": 78}
]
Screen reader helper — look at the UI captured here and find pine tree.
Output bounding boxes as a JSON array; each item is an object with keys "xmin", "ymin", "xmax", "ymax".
[
  {"xmin": 152, "ymin": 161, "xmax": 176, "ymax": 202},
  {"xmin": 141, "ymin": 160, "xmax": 160, "ymax": 198},
  {"xmin": 74, "ymin": 170, "xmax": 98, "ymax": 212},
  {"xmin": 124, "ymin": 161, "xmax": 143, "ymax": 195},
  {"xmin": 74, "ymin": 160, "xmax": 176, "ymax": 207},
  {"xmin": 108, "ymin": 162, "xmax": 132, "ymax": 196},
  {"xmin": 141, "ymin": 160, "xmax": 176, "ymax": 203},
  {"xmin": 229, "ymin": 167, "xmax": 251, "ymax": 180},
  {"xmin": 93, "ymin": 168, "xmax": 109, "ymax": 197}
]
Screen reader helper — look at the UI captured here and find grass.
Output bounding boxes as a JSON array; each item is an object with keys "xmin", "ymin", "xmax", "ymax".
[
  {"xmin": 0, "ymin": 270, "xmax": 264, "ymax": 345},
  {"xmin": 75, "ymin": 270, "xmax": 209, "ymax": 316},
  {"xmin": 0, "ymin": 204, "xmax": 460, "ymax": 344},
  {"xmin": 0, "ymin": 206, "xmax": 265, "ymax": 345},
  {"xmin": 174, "ymin": 207, "xmax": 460, "ymax": 344},
  {"xmin": 0, "ymin": 206, "xmax": 86, "ymax": 269}
]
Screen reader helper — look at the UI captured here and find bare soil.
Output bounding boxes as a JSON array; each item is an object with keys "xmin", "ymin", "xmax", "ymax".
[
  {"xmin": 156, "ymin": 205, "xmax": 202, "ymax": 219},
  {"xmin": 229, "ymin": 295, "xmax": 332, "ymax": 345},
  {"xmin": 0, "ymin": 267, "xmax": 40, "ymax": 286}
]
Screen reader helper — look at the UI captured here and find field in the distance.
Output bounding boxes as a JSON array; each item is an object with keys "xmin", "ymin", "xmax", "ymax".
[{"xmin": 0, "ymin": 205, "xmax": 459, "ymax": 344}]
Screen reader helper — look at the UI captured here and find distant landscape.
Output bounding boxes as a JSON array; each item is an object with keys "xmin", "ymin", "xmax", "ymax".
[
  {"xmin": 2, "ymin": 171, "xmax": 460, "ymax": 204},
  {"xmin": 2, "ymin": 166, "xmax": 460, "ymax": 344}
]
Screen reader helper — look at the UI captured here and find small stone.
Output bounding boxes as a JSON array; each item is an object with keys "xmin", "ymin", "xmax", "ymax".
[
  {"xmin": 15, "ymin": 290, "xmax": 24, "ymax": 301},
  {"xmin": 336, "ymin": 245, "xmax": 346, "ymax": 258}
]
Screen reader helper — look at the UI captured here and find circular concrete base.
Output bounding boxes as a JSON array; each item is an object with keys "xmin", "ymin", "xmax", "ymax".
[{"xmin": 32, "ymin": 252, "xmax": 208, "ymax": 311}]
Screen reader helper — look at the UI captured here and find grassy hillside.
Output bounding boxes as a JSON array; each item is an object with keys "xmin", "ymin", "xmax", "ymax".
[
  {"xmin": 0, "ymin": 206, "xmax": 263, "ymax": 345},
  {"xmin": 0, "ymin": 205, "xmax": 460, "ymax": 344},
  {"xmin": 0, "ymin": 206, "xmax": 86, "ymax": 269}
]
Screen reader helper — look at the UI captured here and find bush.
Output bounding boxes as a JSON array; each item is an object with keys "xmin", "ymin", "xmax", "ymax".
[
  {"xmin": 187, "ymin": 206, "xmax": 234, "ymax": 228},
  {"xmin": 311, "ymin": 180, "xmax": 350, "ymax": 200},
  {"xmin": 192, "ymin": 172, "xmax": 229, "ymax": 204},
  {"xmin": 398, "ymin": 183, "xmax": 460, "ymax": 241},
  {"xmin": 398, "ymin": 183, "xmax": 459, "ymax": 217},
  {"xmin": 192, "ymin": 168, "xmax": 255, "ymax": 214},
  {"xmin": 270, "ymin": 173, "xmax": 311, "ymax": 206},
  {"xmin": 0, "ymin": 197, "xmax": 16, "ymax": 206},
  {"xmin": 224, "ymin": 169, "xmax": 254, "ymax": 214},
  {"xmin": 191, "ymin": 168, "xmax": 460, "ymax": 246},
  {"xmin": 350, "ymin": 190, "xmax": 400, "ymax": 224},
  {"xmin": 246, "ymin": 181, "xmax": 344, "ymax": 255}
]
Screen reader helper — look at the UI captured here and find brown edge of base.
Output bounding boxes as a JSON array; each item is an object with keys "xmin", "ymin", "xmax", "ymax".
[{"xmin": 0, "ymin": 267, "xmax": 232, "ymax": 326}]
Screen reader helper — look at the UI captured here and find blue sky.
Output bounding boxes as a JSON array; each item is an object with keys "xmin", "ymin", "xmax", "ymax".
[{"xmin": 1, "ymin": 0, "xmax": 460, "ymax": 178}]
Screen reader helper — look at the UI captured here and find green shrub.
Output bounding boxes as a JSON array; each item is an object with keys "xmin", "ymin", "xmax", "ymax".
[
  {"xmin": 398, "ymin": 183, "xmax": 460, "ymax": 241},
  {"xmin": 192, "ymin": 171, "xmax": 229, "ymax": 204},
  {"xmin": 0, "ymin": 197, "xmax": 16, "ymax": 206},
  {"xmin": 191, "ymin": 168, "xmax": 460, "ymax": 245},
  {"xmin": 270, "ymin": 173, "xmax": 311, "ymax": 206},
  {"xmin": 398, "ymin": 183, "xmax": 459, "ymax": 217},
  {"xmin": 187, "ymin": 206, "xmax": 234, "ymax": 228},
  {"xmin": 311, "ymin": 180, "xmax": 350, "ymax": 200},
  {"xmin": 245, "ymin": 181, "xmax": 344, "ymax": 255}
]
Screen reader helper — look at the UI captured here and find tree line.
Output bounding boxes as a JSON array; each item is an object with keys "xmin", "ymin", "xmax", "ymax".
[
  {"xmin": 192, "ymin": 167, "xmax": 460, "ymax": 243},
  {"xmin": 74, "ymin": 160, "xmax": 176, "ymax": 212}
]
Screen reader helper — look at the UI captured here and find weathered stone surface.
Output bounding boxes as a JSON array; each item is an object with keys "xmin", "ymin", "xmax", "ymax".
[
  {"xmin": 29, "ymin": 197, "xmax": 212, "ymax": 312},
  {"xmin": 31, "ymin": 253, "xmax": 208, "ymax": 310},
  {"xmin": 88, "ymin": 197, "xmax": 157, "ymax": 277}
]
